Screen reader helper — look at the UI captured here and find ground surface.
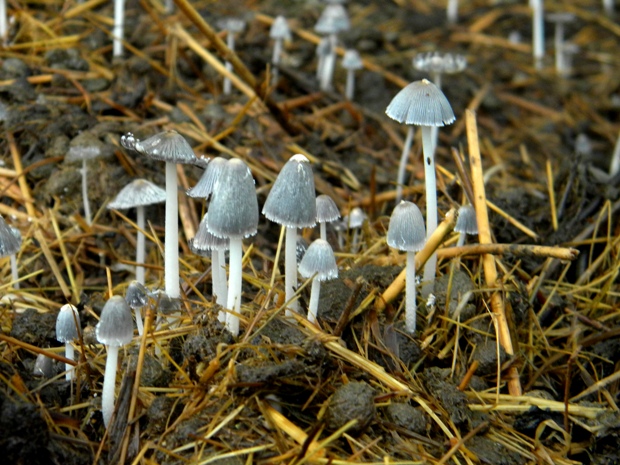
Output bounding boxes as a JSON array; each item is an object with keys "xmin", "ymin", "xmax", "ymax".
[{"xmin": 0, "ymin": 0, "xmax": 619, "ymax": 464}]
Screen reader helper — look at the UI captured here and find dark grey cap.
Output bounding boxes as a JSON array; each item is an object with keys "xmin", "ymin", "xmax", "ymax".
[
  {"xmin": 299, "ymin": 239, "xmax": 338, "ymax": 281},
  {"xmin": 131, "ymin": 130, "xmax": 197, "ymax": 164},
  {"xmin": 455, "ymin": 205, "xmax": 478, "ymax": 235},
  {"xmin": 206, "ymin": 159, "xmax": 259, "ymax": 239},
  {"xmin": 107, "ymin": 179, "xmax": 166, "ymax": 210},
  {"xmin": 385, "ymin": 79, "xmax": 455, "ymax": 127},
  {"xmin": 56, "ymin": 304, "xmax": 80, "ymax": 343},
  {"xmin": 0, "ymin": 215, "xmax": 20, "ymax": 257},
  {"xmin": 263, "ymin": 154, "xmax": 317, "ymax": 228},
  {"xmin": 191, "ymin": 215, "xmax": 229, "ymax": 253},
  {"xmin": 316, "ymin": 194, "xmax": 340, "ymax": 223},
  {"xmin": 96, "ymin": 295, "xmax": 134, "ymax": 346},
  {"xmin": 125, "ymin": 281, "xmax": 149, "ymax": 309},
  {"xmin": 187, "ymin": 157, "xmax": 228, "ymax": 199},
  {"xmin": 270, "ymin": 15, "xmax": 291, "ymax": 40},
  {"xmin": 387, "ymin": 201, "xmax": 426, "ymax": 252}
]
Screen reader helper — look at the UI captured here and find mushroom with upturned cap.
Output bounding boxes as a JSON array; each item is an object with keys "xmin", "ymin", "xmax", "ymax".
[
  {"xmin": 299, "ymin": 239, "xmax": 338, "ymax": 323},
  {"xmin": 55, "ymin": 303, "xmax": 80, "ymax": 381}
]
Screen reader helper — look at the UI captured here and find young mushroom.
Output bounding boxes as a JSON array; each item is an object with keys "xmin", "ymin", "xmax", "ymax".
[
  {"xmin": 0, "ymin": 216, "xmax": 20, "ymax": 288},
  {"xmin": 96, "ymin": 295, "xmax": 133, "ymax": 428},
  {"xmin": 547, "ymin": 13, "xmax": 575, "ymax": 75},
  {"xmin": 65, "ymin": 144, "xmax": 105, "ymax": 225},
  {"xmin": 316, "ymin": 194, "xmax": 340, "ymax": 241},
  {"xmin": 269, "ymin": 15, "xmax": 291, "ymax": 86},
  {"xmin": 387, "ymin": 201, "xmax": 426, "ymax": 333},
  {"xmin": 263, "ymin": 154, "xmax": 316, "ymax": 315},
  {"xmin": 454, "ymin": 205, "xmax": 478, "ymax": 248},
  {"xmin": 298, "ymin": 239, "xmax": 338, "ymax": 323},
  {"xmin": 125, "ymin": 280, "xmax": 150, "ymax": 336},
  {"xmin": 218, "ymin": 18, "xmax": 246, "ymax": 95},
  {"xmin": 342, "ymin": 49, "xmax": 363, "ymax": 100},
  {"xmin": 187, "ymin": 157, "xmax": 227, "ymax": 199},
  {"xmin": 55, "ymin": 304, "xmax": 80, "ymax": 381},
  {"xmin": 107, "ymin": 179, "xmax": 166, "ymax": 285},
  {"xmin": 314, "ymin": 4, "xmax": 350, "ymax": 91}
]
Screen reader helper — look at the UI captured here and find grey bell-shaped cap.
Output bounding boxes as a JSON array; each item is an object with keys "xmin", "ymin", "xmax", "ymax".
[
  {"xmin": 56, "ymin": 304, "xmax": 80, "ymax": 343},
  {"xmin": 270, "ymin": 15, "xmax": 291, "ymax": 40},
  {"xmin": 206, "ymin": 159, "xmax": 259, "ymax": 239},
  {"xmin": 65, "ymin": 144, "xmax": 103, "ymax": 163},
  {"xmin": 96, "ymin": 295, "xmax": 134, "ymax": 347},
  {"xmin": 315, "ymin": 4, "xmax": 350, "ymax": 34},
  {"xmin": 342, "ymin": 49, "xmax": 363, "ymax": 70},
  {"xmin": 129, "ymin": 130, "xmax": 197, "ymax": 165},
  {"xmin": 316, "ymin": 194, "xmax": 340, "ymax": 223},
  {"xmin": 345, "ymin": 207, "xmax": 366, "ymax": 228},
  {"xmin": 0, "ymin": 215, "xmax": 20, "ymax": 257},
  {"xmin": 263, "ymin": 154, "xmax": 317, "ymax": 228},
  {"xmin": 385, "ymin": 79, "xmax": 455, "ymax": 127},
  {"xmin": 191, "ymin": 215, "xmax": 229, "ymax": 253},
  {"xmin": 218, "ymin": 17, "xmax": 246, "ymax": 33},
  {"xmin": 125, "ymin": 281, "xmax": 149, "ymax": 309},
  {"xmin": 455, "ymin": 205, "xmax": 478, "ymax": 235},
  {"xmin": 107, "ymin": 179, "xmax": 166, "ymax": 210},
  {"xmin": 413, "ymin": 52, "xmax": 467, "ymax": 75},
  {"xmin": 299, "ymin": 239, "xmax": 338, "ymax": 281},
  {"xmin": 387, "ymin": 201, "xmax": 426, "ymax": 252},
  {"xmin": 187, "ymin": 157, "xmax": 227, "ymax": 199}
]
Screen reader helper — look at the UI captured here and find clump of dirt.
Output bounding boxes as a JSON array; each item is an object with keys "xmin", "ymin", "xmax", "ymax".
[
  {"xmin": 472, "ymin": 339, "xmax": 508, "ymax": 376},
  {"xmin": 10, "ymin": 308, "xmax": 57, "ymax": 347},
  {"xmin": 467, "ymin": 436, "xmax": 526, "ymax": 465},
  {"xmin": 433, "ymin": 269, "xmax": 475, "ymax": 319},
  {"xmin": 384, "ymin": 402, "xmax": 428, "ymax": 434},
  {"xmin": 325, "ymin": 381, "xmax": 376, "ymax": 433}
]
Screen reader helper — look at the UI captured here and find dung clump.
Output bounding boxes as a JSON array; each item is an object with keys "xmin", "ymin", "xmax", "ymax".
[{"xmin": 325, "ymin": 381, "xmax": 376, "ymax": 433}]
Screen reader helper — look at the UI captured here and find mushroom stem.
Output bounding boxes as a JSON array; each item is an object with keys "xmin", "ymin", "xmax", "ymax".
[
  {"xmin": 113, "ymin": 0, "xmax": 125, "ymax": 57},
  {"xmin": 447, "ymin": 0, "xmax": 458, "ymax": 24},
  {"xmin": 226, "ymin": 237, "xmax": 242, "ymax": 336},
  {"xmin": 456, "ymin": 233, "xmax": 466, "ymax": 248},
  {"xmin": 609, "ymin": 130, "xmax": 620, "ymax": 177},
  {"xmin": 603, "ymin": 0, "xmax": 614, "ymax": 14},
  {"xmin": 65, "ymin": 342, "xmax": 75, "ymax": 381},
  {"xmin": 272, "ymin": 38, "xmax": 282, "ymax": 85},
  {"xmin": 285, "ymin": 226, "xmax": 299, "ymax": 315},
  {"xmin": 0, "ymin": 0, "xmax": 6, "ymax": 42},
  {"xmin": 320, "ymin": 34, "xmax": 337, "ymax": 91},
  {"xmin": 532, "ymin": 0, "xmax": 544, "ymax": 70},
  {"xmin": 136, "ymin": 205, "xmax": 146, "ymax": 284},
  {"xmin": 101, "ymin": 344, "xmax": 119, "ymax": 428},
  {"xmin": 10, "ymin": 253, "xmax": 18, "ymax": 288},
  {"xmin": 218, "ymin": 248, "xmax": 228, "ymax": 306},
  {"xmin": 421, "ymin": 125, "xmax": 438, "ymax": 291},
  {"xmin": 134, "ymin": 307, "xmax": 144, "ymax": 336},
  {"xmin": 554, "ymin": 21, "xmax": 565, "ymax": 74},
  {"xmin": 224, "ymin": 32, "xmax": 235, "ymax": 95},
  {"xmin": 82, "ymin": 158, "xmax": 92, "ymax": 225},
  {"xmin": 164, "ymin": 161, "xmax": 180, "ymax": 299},
  {"xmin": 405, "ymin": 251, "xmax": 417, "ymax": 333},
  {"xmin": 396, "ymin": 126, "xmax": 414, "ymax": 205},
  {"xmin": 308, "ymin": 278, "xmax": 321, "ymax": 323},
  {"xmin": 212, "ymin": 248, "xmax": 226, "ymax": 322},
  {"xmin": 320, "ymin": 222, "xmax": 327, "ymax": 241},
  {"xmin": 345, "ymin": 69, "xmax": 355, "ymax": 100}
]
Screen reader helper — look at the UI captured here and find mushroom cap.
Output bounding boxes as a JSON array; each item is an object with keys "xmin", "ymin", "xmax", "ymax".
[
  {"xmin": 9, "ymin": 226, "xmax": 22, "ymax": 249},
  {"xmin": 191, "ymin": 215, "xmax": 230, "ymax": 252},
  {"xmin": 413, "ymin": 52, "xmax": 467, "ymax": 75},
  {"xmin": 547, "ymin": 12, "xmax": 576, "ymax": 23},
  {"xmin": 56, "ymin": 304, "xmax": 80, "ymax": 343},
  {"xmin": 263, "ymin": 154, "xmax": 317, "ymax": 228},
  {"xmin": 0, "ymin": 215, "xmax": 20, "ymax": 257},
  {"xmin": 96, "ymin": 295, "xmax": 134, "ymax": 346},
  {"xmin": 344, "ymin": 207, "xmax": 367, "ymax": 229},
  {"xmin": 65, "ymin": 144, "xmax": 103, "ymax": 163},
  {"xmin": 125, "ymin": 281, "xmax": 149, "ymax": 309},
  {"xmin": 299, "ymin": 239, "xmax": 338, "ymax": 281},
  {"xmin": 107, "ymin": 179, "xmax": 166, "ymax": 210},
  {"xmin": 316, "ymin": 194, "xmax": 341, "ymax": 223},
  {"xmin": 218, "ymin": 17, "xmax": 246, "ymax": 33},
  {"xmin": 270, "ymin": 15, "xmax": 291, "ymax": 40},
  {"xmin": 455, "ymin": 205, "xmax": 478, "ymax": 235},
  {"xmin": 342, "ymin": 49, "xmax": 363, "ymax": 70},
  {"xmin": 385, "ymin": 79, "xmax": 455, "ymax": 127},
  {"xmin": 132, "ymin": 130, "xmax": 197, "ymax": 165},
  {"xmin": 387, "ymin": 201, "xmax": 426, "ymax": 252},
  {"xmin": 187, "ymin": 157, "xmax": 227, "ymax": 199},
  {"xmin": 315, "ymin": 4, "xmax": 350, "ymax": 34},
  {"xmin": 206, "ymin": 159, "xmax": 259, "ymax": 239}
]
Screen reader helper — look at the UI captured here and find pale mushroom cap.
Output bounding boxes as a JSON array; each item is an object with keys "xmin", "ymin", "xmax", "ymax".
[
  {"xmin": 125, "ymin": 281, "xmax": 149, "ymax": 309},
  {"xmin": 0, "ymin": 215, "xmax": 20, "ymax": 257},
  {"xmin": 219, "ymin": 17, "xmax": 246, "ymax": 33},
  {"xmin": 132, "ymin": 130, "xmax": 197, "ymax": 164},
  {"xmin": 299, "ymin": 239, "xmax": 338, "ymax": 281},
  {"xmin": 413, "ymin": 52, "xmax": 467, "ymax": 75},
  {"xmin": 315, "ymin": 4, "xmax": 350, "ymax": 34},
  {"xmin": 385, "ymin": 79, "xmax": 456, "ymax": 127},
  {"xmin": 107, "ymin": 179, "xmax": 166, "ymax": 209},
  {"xmin": 65, "ymin": 145, "xmax": 103, "ymax": 163},
  {"xmin": 192, "ymin": 215, "xmax": 230, "ymax": 252},
  {"xmin": 547, "ymin": 12, "xmax": 576, "ymax": 23},
  {"xmin": 387, "ymin": 201, "xmax": 426, "ymax": 252},
  {"xmin": 56, "ymin": 304, "xmax": 80, "ymax": 343},
  {"xmin": 187, "ymin": 157, "xmax": 227, "ymax": 199},
  {"xmin": 342, "ymin": 49, "xmax": 363, "ymax": 70},
  {"xmin": 206, "ymin": 159, "xmax": 259, "ymax": 239},
  {"xmin": 96, "ymin": 296, "xmax": 134, "ymax": 346},
  {"xmin": 262, "ymin": 154, "xmax": 317, "ymax": 228},
  {"xmin": 345, "ymin": 207, "xmax": 367, "ymax": 228},
  {"xmin": 316, "ymin": 194, "xmax": 341, "ymax": 223},
  {"xmin": 455, "ymin": 205, "xmax": 478, "ymax": 235},
  {"xmin": 270, "ymin": 15, "xmax": 291, "ymax": 40}
]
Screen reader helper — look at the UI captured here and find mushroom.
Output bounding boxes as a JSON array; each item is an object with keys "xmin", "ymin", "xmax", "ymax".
[
  {"xmin": 125, "ymin": 280, "xmax": 150, "ymax": 336},
  {"xmin": 314, "ymin": 4, "xmax": 350, "ymax": 91},
  {"xmin": 342, "ymin": 49, "xmax": 363, "ymax": 100},
  {"xmin": 263, "ymin": 154, "xmax": 316, "ymax": 315},
  {"xmin": 8, "ymin": 225, "xmax": 21, "ymax": 288},
  {"xmin": 412, "ymin": 52, "xmax": 467, "ymax": 91},
  {"xmin": 0, "ymin": 216, "xmax": 20, "ymax": 288},
  {"xmin": 121, "ymin": 130, "xmax": 196, "ymax": 299},
  {"xmin": 316, "ymin": 194, "xmax": 340, "ymax": 241},
  {"xmin": 112, "ymin": 0, "xmax": 126, "ymax": 57},
  {"xmin": 206, "ymin": 159, "xmax": 258, "ymax": 336},
  {"xmin": 454, "ymin": 205, "xmax": 478, "ymax": 248},
  {"xmin": 218, "ymin": 18, "xmax": 246, "ymax": 95},
  {"xmin": 33, "ymin": 353, "xmax": 54, "ymax": 378},
  {"xmin": 65, "ymin": 144, "xmax": 105, "ymax": 225},
  {"xmin": 447, "ymin": 0, "xmax": 458, "ymax": 24},
  {"xmin": 547, "ymin": 12, "xmax": 575, "ymax": 75},
  {"xmin": 55, "ymin": 303, "xmax": 80, "ymax": 381},
  {"xmin": 531, "ymin": 0, "xmax": 545, "ymax": 70},
  {"xmin": 96, "ymin": 295, "xmax": 133, "ymax": 428},
  {"xmin": 386, "ymin": 201, "xmax": 426, "ymax": 333},
  {"xmin": 107, "ymin": 179, "xmax": 166, "ymax": 285},
  {"xmin": 315, "ymin": 37, "xmax": 331, "ymax": 80},
  {"xmin": 298, "ymin": 239, "xmax": 338, "ymax": 323},
  {"xmin": 269, "ymin": 15, "xmax": 291, "ymax": 85},
  {"xmin": 187, "ymin": 157, "xmax": 227, "ymax": 199},
  {"xmin": 385, "ymin": 79, "xmax": 455, "ymax": 289},
  {"xmin": 0, "ymin": 0, "xmax": 6, "ymax": 43},
  {"xmin": 603, "ymin": 0, "xmax": 614, "ymax": 14}
]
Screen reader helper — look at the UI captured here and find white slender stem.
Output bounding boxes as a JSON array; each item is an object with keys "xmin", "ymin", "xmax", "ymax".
[
  {"xmin": 165, "ymin": 0, "xmax": 174, "ymax": 13},
  {"xmin": 113, "ymin": 0, "xmax": 125, "ymax": 57},
  {"xmin": 134, "ymin": 307, "xmax": 144, "ymax": 336},
  {"xmin": 285, "ymin": 226, "xmax": 298, "ymax": 315},
  {"xmin": 212, "ymin": 248, "xmax": 225, "ymax": 322},
  {"xmin": 609, "ymin": 130, "xmax": 620, "ymax": 177},
  {"xmin": 405, "ymin": 252, "xmax": 417, "ymax": 333},
  {"xmin": 65, "ymin": 342, "xmax": 75, "ymax": 381},
  {"xmin": 345, "ymin": 69, "xmax": 355, "ymax": 100},
  {"xmin": 554, "ymin": 22, "xmax": 565, "ymax": 74},
  {"xmin": 226, "ymin": 237, "xmax": 242, "ymax": 336},
  {"xmin": 307, "ymin": 278, "xmax": 321, "ymax": 323},
  {"xmin": 320, "ymin": 222, "xmax": 327, "ymax": 241},
  {"xmin": 421, "ymin": 126, "xmax": 438, "ymax": 291},
  {"xmin": 224, "ymin": 33, "xmax": 235, "ymax": 95},
  {"xmin": 165, "ymin": 162, "xmax": 180, "ymax": 299},
  {"xmin": 532, "ymin": 0, "xmax": 544, "ymax": 70},
  {"xmin": 10, "ymin": 253, "xmax": 18, "ymax": 289},
  {"xmin": 101, "ymin": 344, "xmax": 119, "ymax": 428},
  {"xmin": 136, "ymin": 205, "xmax": 145, "ymax": 284},
  {"xmin": 447, "ymin": 0, "xmax": 458, "ymax": 24},
  {"xmin": 82, "ymin": 158, "xmax": 92, "ymax": 225},
  {"xmin": 317, "ymin": 52, "xmax": 325, "ymax": 79},
  {"xmin": 396, "ymin": 126, "xmax": 415, "ymax": 204},
  {"xmin": 320, "ymin": 34, "xmax": 337, "ymax": 91},
  {"xmin": 0, "ymin": 0, "xmax": 6, "ymax": 42},
  {"xmin": 603, "ymin": 0, "xmax": 614, "ymax": 14},
  {"xmin": 218, "ymin": 248, "xmax": 228, "ymax": 306},
  {"xmin": 272, "ymin": 38, "xmax": 282, "ymax": 86},
  {"xmin": 456, "ymin": 233, "xmax": 466, "ymax": 248}
]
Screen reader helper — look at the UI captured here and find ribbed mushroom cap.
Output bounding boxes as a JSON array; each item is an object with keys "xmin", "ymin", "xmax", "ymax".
[
  {"xmin": 455, "ymin": 205, "xmax": 478, "ymax": 235},
  {"xmin": 96, "ymin": 296, "xmax": 134, "ymax": 346},
  {"xmin": 131, "ymin": 130, "xmax": 197, "ymax": 164},
  {"xmin": 9, "ymin": 226, "xmax": 22, "ymax": 249},
  {"xmin": 342, "ymin": 49, "xmax": 363, "ymax": 70},
  {"xmin": 413, "ymin": 52, "xmax": 467, "ymax": 75},
  {"xmin": 107, "ymin": 179, "xmax": 166, "ymax": 210},
  {"xmin": 263, "ymin": 154, "xmax": 317, "ymax": 228},
  {"xmin": 0, "ymin": 215, "xmax": 20, "ymax": 257},
  {"xmin": 316, "ymin": 195, "xmax": 340, "ymax": 223},
  {"xmin": 270, "ymin": 15, "xmax": 291, "ymax": 40},
  {"xmin": 187, "ymin": 157, "xmax": 227, "ymax": 199},
  {"xmin": 385, "ymin": 79, "xmax": 455, "ymax": 127},
  {"xmin": 206, "ymin": 159, "xmax": 259, "ymax": 239},
  {"xmin": 387, "ymin": 201, "xmax": 426, "ymax": 252},
  {"xmin": 125, "ymin": 281, "xmax": 149, "ymax": 309},
  {"xmin": 56, "ymin": 304, "xmax": 80, "ymax": 343},
  {"xmin": 191, "ymin": 215, "xmax": 229, "ymax": 253},
  {"xmin": 298, "ymin": 239, "xmax": 338, "ymax": 281},
  {"xmin": 315, "ymin": 4, "xmax": 350, "ymax": 34}
]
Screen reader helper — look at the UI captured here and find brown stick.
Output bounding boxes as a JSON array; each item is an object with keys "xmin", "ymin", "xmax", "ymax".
[{"xmin": 438, "ymin": 243, "xmax": 579, "ymax": 261}]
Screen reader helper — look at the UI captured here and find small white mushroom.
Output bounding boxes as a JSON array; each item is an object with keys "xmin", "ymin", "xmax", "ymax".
[
  {"xmin": 299, "ymin": 239, "xmax": 338, "ymax": 323},
  {"xmin": 55, "ymin": 304, "xmax": 80, "ymax": 381},
  {"xmin": 342, "ymin": 49, "xmax": 363, "ymax": 100},
  {"xmin": 315, "ymin": 194, "xmax": 340, "ymax": 241}
]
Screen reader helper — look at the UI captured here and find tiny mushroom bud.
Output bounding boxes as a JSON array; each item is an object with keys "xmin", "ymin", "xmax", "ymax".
[
  {"xmin": 316, "ymin": 194, "xmax": 341, "ymax": 241},
  {"xmin": 125, "ymin": 280, "xmax": 150, "ymax": 336},
  {"xmin": 55, "ymin": 303, "xmax": 80, "ymax": 381},
  {"xmin": 454, "ymin": 205, "xmax": 478, "ymax": 247},
  {"xmin": 299, "ymin": 239, "xmax": 338, "ymax": 323},
  {"xmin": 342, "ymin": 49, "xmax": 363, "ymax": 100}
]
